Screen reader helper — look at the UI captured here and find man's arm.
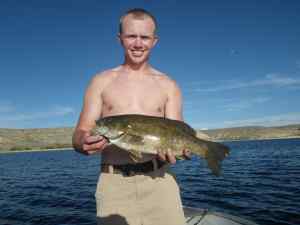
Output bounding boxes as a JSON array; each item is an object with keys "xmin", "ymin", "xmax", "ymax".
[
  {"xmin": 164, "ymin": 79, "xmax": 183, "ymax": 121},
  {"xmin": 72, "ymin": 74, "xmax": 108, "ymax": 155},
  {"xmin": 157, "ymin": 78, "xmax": 190, "ymax": 163}
]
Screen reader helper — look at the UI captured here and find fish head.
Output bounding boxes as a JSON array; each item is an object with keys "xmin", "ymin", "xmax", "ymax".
[{"xmin": 92, "ymin": 116, "xmax": 128, "ymax": 141}]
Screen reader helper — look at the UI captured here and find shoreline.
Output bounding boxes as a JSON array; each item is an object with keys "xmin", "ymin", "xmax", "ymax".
[
  {"xmin": 1, "ymin": 136, "xmax": 300, "ymax": 154},
  {"xmin": 0, "ymin": 148, "xmax": 73, "ymax": 154},
  {"xmin": 216, "ymin": 136, "xmax": 300, "ymax": 142}
]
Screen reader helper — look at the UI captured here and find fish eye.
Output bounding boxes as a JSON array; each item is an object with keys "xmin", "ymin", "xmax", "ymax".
[{"xmin": 98, "ymin": 126, "xmax": 109, "ymax": 135}]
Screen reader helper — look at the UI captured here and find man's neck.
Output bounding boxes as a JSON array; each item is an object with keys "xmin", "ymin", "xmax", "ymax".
[{"xmin": 122, "ymin": 61, "xmax": 151, "ymax": 73}]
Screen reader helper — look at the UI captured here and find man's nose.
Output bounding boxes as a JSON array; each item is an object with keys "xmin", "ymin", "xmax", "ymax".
[{"xmin": 133, "ymin": 37, "xmax": 143, "ymax": 48}]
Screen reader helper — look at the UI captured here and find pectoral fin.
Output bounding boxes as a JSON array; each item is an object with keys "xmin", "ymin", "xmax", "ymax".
[
  {"xmin": 129, "ymin": 149, "xmax": 143, "ymax": 162},
  {"xmin": 113, "ymin": 131, "xmax": 145, "ymax": 162}
]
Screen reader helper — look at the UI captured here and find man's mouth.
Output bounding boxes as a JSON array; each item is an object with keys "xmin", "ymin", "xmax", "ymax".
[{"xmin": 131, "ymin": 50, "xmax": 144, "ymax": 57}]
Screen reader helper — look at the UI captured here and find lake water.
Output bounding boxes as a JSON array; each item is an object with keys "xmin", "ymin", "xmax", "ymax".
[{"xmin": 0, "ymin": 139, "xmax": 300, "ymax": 225}]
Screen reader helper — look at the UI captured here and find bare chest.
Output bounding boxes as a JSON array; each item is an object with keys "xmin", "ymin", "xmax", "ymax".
[{"xmin": 101, "ymin": 77, "xmax": 167, "ymax": 116}]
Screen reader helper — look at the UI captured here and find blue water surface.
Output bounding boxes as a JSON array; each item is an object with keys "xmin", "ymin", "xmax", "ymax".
[{"xmin": 0, "ymin": 139, "xmax": 300, "ymax": 225}]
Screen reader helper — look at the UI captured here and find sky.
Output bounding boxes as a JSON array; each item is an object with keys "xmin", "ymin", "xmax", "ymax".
[{"xmin": 1, "ymin": 0, "xmax": 300, "ymax": 129}]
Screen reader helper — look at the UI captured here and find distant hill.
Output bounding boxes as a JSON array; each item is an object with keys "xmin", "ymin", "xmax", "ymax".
[
  {"xmin": 199, "ymin": 124, "xmax": 300, "ymax": 141},
  {"xmin": 0, "ymin": 127, "xmax": 74, "ymax": 152},
  {"xmin": 0, "ymin": 124, "xmax": 300, "ymax": 152}
]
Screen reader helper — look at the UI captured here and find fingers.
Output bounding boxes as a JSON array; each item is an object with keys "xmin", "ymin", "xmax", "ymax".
[
  {"xmin": 166, "ymin": 149, "xmax": 176, "ymax": 164},
  {"xmin": 157, "ymin": 150, "xmax": 166, "ymax": 161},
  {"xmin": 157, "ymin": 149, "xmax": 176, "ymax": 164},
  {"xmin": 183, "ymin": 149, "xmax": 192, "ymax": 160},
  {"xmin": 84, "ymin": 135, "xmax": 105, "ymax": 144},
  {"xmin": 83, "ymin": 138, "xmax": 108, "ymax": 151},
  {"xmin": 157, "ymin": 148, "xmax": 192, "ymax": 163},
  {"xmin": 82, "ymin": 134, "xmax": 108, "ymax": 154}
]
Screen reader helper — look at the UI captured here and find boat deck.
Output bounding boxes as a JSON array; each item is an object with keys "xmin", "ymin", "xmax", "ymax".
[{"xmin": 184, "ymin": 207, "xmax": 259, "ymax": 225}]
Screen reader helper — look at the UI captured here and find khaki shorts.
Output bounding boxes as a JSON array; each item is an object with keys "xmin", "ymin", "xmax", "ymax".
[{"xmin": 95, "ymin": 166, "xmax": 186, "ymax": 225}]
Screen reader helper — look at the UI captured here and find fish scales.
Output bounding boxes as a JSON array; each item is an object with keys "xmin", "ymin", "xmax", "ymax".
[{"xmin": 92, "ymin": 114, "xmax": 230, "ymax": 176}]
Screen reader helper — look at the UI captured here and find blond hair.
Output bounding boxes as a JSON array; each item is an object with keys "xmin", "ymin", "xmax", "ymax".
[{"xmin": 119, "ymin": 8, "xmax": 157, "ymax": 34}]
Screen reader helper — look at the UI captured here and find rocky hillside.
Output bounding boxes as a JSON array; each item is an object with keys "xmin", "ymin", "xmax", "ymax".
[
  {"xmin": 0, "ymin": 124, "xmax": 300, "ymax": 152},
  {"xmin": 200, "ymin": 124, "xmax": 300, "ymax": 141},
  {"xmin": 0, "ymin": 127, "xmax": 74, "ymax": 151}
]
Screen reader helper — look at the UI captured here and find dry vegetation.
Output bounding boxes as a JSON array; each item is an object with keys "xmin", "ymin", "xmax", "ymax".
[
  {"xmin": 0, "ymin": 124, "xmax": 300, "ymax": 152},
  {"xmin": 0, "ymin": 127, "xmax": 74, "ymax": 151},
  {"xmin": 200, "ymin": 124, "xmax": 300, "ymax": 141}
]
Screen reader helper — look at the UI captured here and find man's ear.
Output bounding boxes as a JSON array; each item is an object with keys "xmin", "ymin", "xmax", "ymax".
[
  {"xmin": 117, "ymin": 33, "xmax": 123, "ymax": 45},
  {"xmin": 152, "ymin": 35, "xmax": 159, "ymax": 47}
]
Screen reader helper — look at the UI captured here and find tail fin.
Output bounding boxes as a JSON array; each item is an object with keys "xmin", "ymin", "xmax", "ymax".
[{"xmin": 203, "ymin": 141, "xmax": 230, "ymax": 176}]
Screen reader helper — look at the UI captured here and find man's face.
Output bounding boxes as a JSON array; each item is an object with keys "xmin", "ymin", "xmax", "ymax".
[{"xmin": 119, "ymin": 15, "xmax": 158, "ymax": 66}]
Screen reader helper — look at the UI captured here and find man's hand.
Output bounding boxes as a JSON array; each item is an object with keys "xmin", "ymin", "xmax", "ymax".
[
  {"xmin": 80, "ymin": 132, "xmax": 109, "ymax": 155},
  {"xmin": 157, "ymin": 149, "xmax": 191, "ymax": 164}
]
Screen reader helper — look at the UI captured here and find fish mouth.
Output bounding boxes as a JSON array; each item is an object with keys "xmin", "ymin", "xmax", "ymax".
[
  {"xmin": 93, "ymin": 125, "xmax": 109, "ymax": 137},
  {"xmin": 106, "ymin": 132, "xmax": 126, "ymax": 143}
]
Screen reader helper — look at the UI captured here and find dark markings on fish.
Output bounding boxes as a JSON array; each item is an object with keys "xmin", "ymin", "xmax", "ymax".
[{"xmin": 92, "ymin": 114, "xmax": 230, "ymax": 176}]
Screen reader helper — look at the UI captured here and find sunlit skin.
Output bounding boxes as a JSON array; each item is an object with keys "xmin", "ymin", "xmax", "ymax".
[
  {"xmin": 118, "ymin": 16, "xmax": 158, "ymax": 70},
  {"xmin": 72, "ymin": 14, "xmax": 191, "ymax": 164}
]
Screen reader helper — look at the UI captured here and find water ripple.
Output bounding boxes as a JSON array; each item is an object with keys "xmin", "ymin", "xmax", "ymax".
[{"xmin": 1, "ymin": 139, "xmax": 300, "ymax": 225}]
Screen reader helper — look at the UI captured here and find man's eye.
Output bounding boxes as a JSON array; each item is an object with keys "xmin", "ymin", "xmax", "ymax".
[{"xmin": 141, "ymin": 36, "xmax": 151, "ymax": 40}]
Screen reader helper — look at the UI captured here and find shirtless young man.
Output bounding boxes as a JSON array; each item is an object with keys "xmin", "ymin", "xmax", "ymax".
[{"xmin": 73, "ymin": 8, "xmax": 188, "ymax": 225}]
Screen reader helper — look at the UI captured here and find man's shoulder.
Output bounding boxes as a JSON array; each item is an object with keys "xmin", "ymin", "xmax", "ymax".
[
  {"xmin": 150, "ymin": 68, "xmax": 179, "ymax": 90},
  {"xmin": 91, "ymin": 68, "xmax": 119, "ymax": 83},
  {"xmin": 150, "ymin": 68, "xmax": 175, "ymax": 83},
  {"xmin": 86, "ymin": 68, "xmax": 120, "ymax": 93},
  {"xmin": 94, "ymin": 68, "xmax": 119, "ymax": 79}
]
